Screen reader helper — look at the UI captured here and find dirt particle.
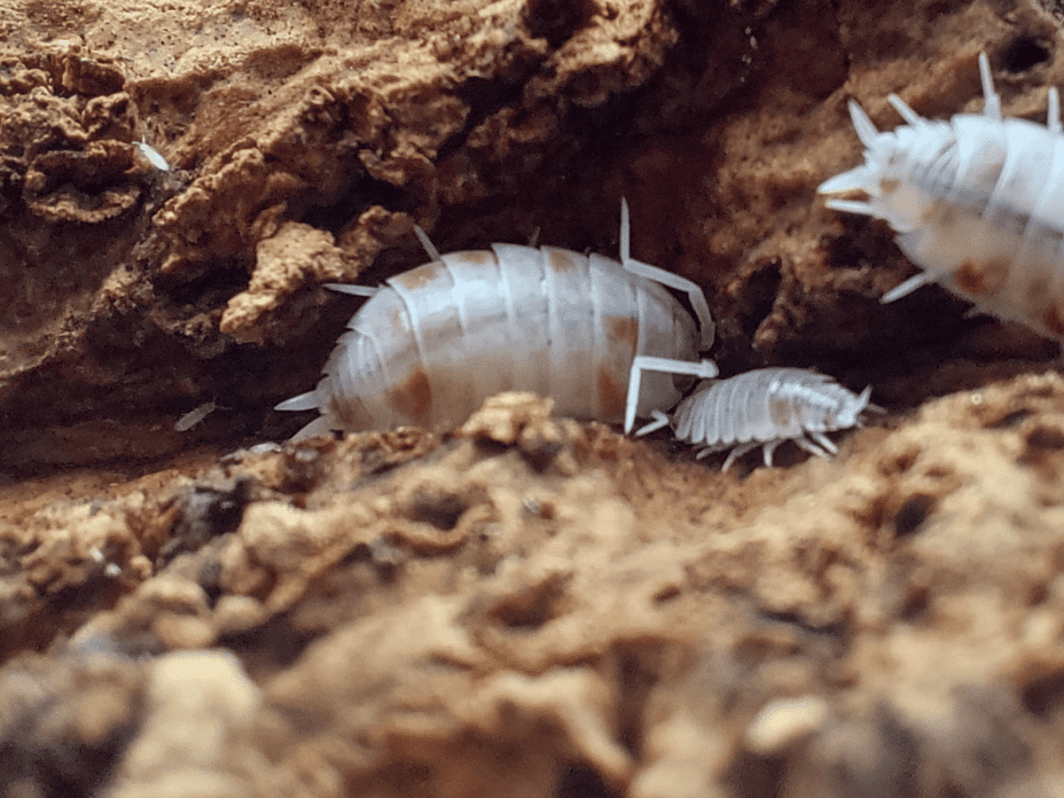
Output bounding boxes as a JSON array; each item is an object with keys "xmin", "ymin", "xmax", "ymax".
[
  {"xmin": 1020, "ymin": 665, "xmax": 1064, "ymax": 717},
  {"xmin": 485, "ymin": 571, "xmax": 570, "ymax": 629}
]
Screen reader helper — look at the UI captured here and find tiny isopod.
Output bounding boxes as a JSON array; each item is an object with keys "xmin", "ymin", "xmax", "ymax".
[
  {"xmin": 818, "ymin": 52, "xmax": 1064, "ymax": 341},
  {"xmin": 631, "ymin": 367, "xmax": 876, "ymax": 470},
  {"xmin": 175, "ymin": 401, "xmax": 219, "ymax": 431},
  {"xmin": 276, "ymin": 201, "xmax": 718, "ymax": 440},
  {"xmin": 134, "ymin": 137, "xmax": 170, "ymax": 172}
]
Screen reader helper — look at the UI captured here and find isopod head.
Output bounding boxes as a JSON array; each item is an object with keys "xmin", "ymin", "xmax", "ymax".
[
  {"xmin": 817, "ymin": 53, "xmax": 1064, "ymax": 314},
  {"xmin": 818, "ymin": 99, "xmax": 951, "ymax": 235}
]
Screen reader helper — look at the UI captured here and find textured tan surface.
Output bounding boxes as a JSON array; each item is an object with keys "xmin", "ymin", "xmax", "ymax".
[{"xmin": 3, "ymin": 0, "xmax": 1064, "ymax": 795}]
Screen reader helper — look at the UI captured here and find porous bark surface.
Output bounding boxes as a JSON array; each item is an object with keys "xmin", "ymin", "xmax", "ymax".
[{"xmin": 3, "ymin": 0, "xmax": 1064, "ymax": 796}]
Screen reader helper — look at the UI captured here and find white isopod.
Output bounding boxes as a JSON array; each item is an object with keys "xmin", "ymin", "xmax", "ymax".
[
  {"xmin": 134, "ymin": 136, "xmax": 170, "ymax": 172},
  {"xmin": 174, "ymin": 400, "xmax": 220, "ymax": 431},
  {"xmin": 276, "ymin": 201, "xmax": 718, "ymax": 440},
  {"xmin": 630, "ymin": 367, "xmax": 875, "ymax": 470},
  {"xmin": 818, "ymin": 52, "xmax": 1064, "ymax": 340}
]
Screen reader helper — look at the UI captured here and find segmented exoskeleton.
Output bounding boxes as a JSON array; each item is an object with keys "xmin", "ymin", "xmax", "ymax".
[
  {"xmin": 819, "ymin": 52, "xmax": 1064, "ymax": 341},
  {"xmin": 632, "ymin": 367, "xmax": 875, "ymax": 470},
  {"xmin": 276, "ymin": 201, "xmax": 718, "ymax": 440}
]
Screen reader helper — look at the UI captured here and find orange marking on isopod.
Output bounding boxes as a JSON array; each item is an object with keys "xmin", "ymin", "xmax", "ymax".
[
  {"xmin": 452, "ymin": 249, "xmax": 496, "ymax": 266},
  {"xmin": 394, "ymin": 261, "xmax": 447, "ymax": 291},
  {"xmin": 768, "ymin": 395, "xmax": 792, "ymax": 427},
  {"xmin": 388, "ymin": 367, "xmax": 433, "ymax": 426},
  {"xmin": 1024, "ymin": 275, "xmax": 1051, "ymax": 308},
  {"xmin": 597, "ymin": 366, "xmax": 626, "ymax": 420},
  {"xmin": 604, "ymin": 315, "xmax": 639, "ymax": 357},
  {"xmin": 953, "ymin": 259, "xmax": 1009, "ymax": 297},
  {"xmin": 545, "ymin": 248, "xmax": 583, "ymax": 273}
]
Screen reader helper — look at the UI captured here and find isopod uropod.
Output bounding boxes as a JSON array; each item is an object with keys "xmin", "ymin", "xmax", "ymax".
[
  {"xmin": 276, "ymin": 201, "xmax": 718, "ymax": 440},
  {"xmin": 630, "ymin": 367, "xmax": 875, "ymax": 470},
  {"xmin": 818, "ymin": 52, "xmax": 1064, "ymax": 341}
]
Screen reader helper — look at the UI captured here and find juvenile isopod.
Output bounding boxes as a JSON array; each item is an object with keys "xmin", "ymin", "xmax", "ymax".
[
  {"xmin": 175, "ymin": 400, "xmax": 220, "ymax": 431},
  {"xmin": 276, "ymin": 201, "xmax": 718, "ymax": 440},
  {"xmin": 134, "ymin": 136, "xmax": 170, "ymax": 172},
  {"xmin": 818, "ymin": 52, "xmax": 1064, "ymax": 341},
  {"xmin": 630, "ymin": 367, "xmax": 876, "ymax": 470}
]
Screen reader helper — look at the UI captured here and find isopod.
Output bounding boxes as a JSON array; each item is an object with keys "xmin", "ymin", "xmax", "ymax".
[
  {"xmin": 818, "ymin": 52, "xmax": 1064, "ymax": 340},
  {"xmin": 134, "ymin": 136, "xmax": 170, "ymax": 172},
  {"xmin": 175, "ymin": 400, "xmax": 219, "ymax": 431},
  {"xmin": 631, "ymin": 367, "xmax": 875, "ymax": 470},
  {"xmin": 276, "ymin": 201, "xmax": 718, "ymax": 440}
]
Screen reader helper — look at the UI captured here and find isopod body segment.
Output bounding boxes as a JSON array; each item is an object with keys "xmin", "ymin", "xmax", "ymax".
[
  {"xmin": 276, "ymin": 201, "xmax": 717, "ymax": 440},
  {"xmin": 633, "ymin": 367, "xmax": 875, "ymax": 470},
  {"xmin": 818, "ymin": 52, "xmax": 1064, "ymax": 341}
]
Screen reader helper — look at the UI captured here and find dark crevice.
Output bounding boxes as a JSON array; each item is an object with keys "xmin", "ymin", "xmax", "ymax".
[
  {"xmin": 1000, "ymin": 36, "xmax": 1052, "ymax": 73},
  {"xmin": 555, "ymin": 762, "xmax": 617, "ymax": 798},
  {"xmin": 525, "ymin": 0, "xmax": 597, "ymax": 49}
]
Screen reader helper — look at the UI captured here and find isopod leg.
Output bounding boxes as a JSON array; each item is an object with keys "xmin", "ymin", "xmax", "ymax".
[
  {"xmin": 1049, "ymin": 87, "xmax": 1062, "ymax": 134},
  {"xmin": 847, "ymin": 99, "xmax": 880, "ymax": 147},
  {"xmin": 624, "ymin": 355, "xmax": 719, "ymax": 434},
  {"xmin": 808, "ymin": 431, "xmax": 839, "ymax": 455},
  {"xmin": 324, "ymin": 283, "xmax": 379, "ymax": 297},
  {"xmin": 618, "ymin": 198, "xmax": 715, "ymax": 349},
  {"xmin": 290, "ymin": 415, "xmax": 334, "ymax": 442},
  {"xmin": 792, "ymin": 435, "xmax": 833, "ymax": 460},
  {"xmin": 880, "ymin": 272, "xmax": 934, "ymax": 303},
  {"xmin": 275, "ymin": 390, "xmax": 323, "ymax": 411},
  {"xmin": 413, "ymin": 225, "xmax": 443, "ymax": 262},
  {"xmin": 634, "ymin": 409, "xmax": 671, "ymax": 437},
  {"xmin": 978, "ymin": 52, "xmax": 1002, "ymax": 120},
  {"xmin": 886, "ymin": 94, "xmax": 922, "ymax": 127},
  {"xmin": 761, "ymin": 439, "xmax": 783, "ymax": 467},
  {"xmin": 721, "ymin": 442, "xmax": 759, "ymax": 471},
  {"xmin": 823, "ymin": 198, "xmax": 877, "ymax": 216}
]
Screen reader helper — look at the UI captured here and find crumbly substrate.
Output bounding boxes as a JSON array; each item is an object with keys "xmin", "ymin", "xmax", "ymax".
[{"xmin": 3, "ymin": 0, "xmax": 1064, "ymax": 795}]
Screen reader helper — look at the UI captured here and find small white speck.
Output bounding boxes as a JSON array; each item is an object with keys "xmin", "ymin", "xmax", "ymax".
[
  {"xmin": 175, "ymin": 401, "xmax": 218, "ymax": 431},
  {"xmin": 135, "ymin": 137, "xmax": 170, "ymax": 172}
]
